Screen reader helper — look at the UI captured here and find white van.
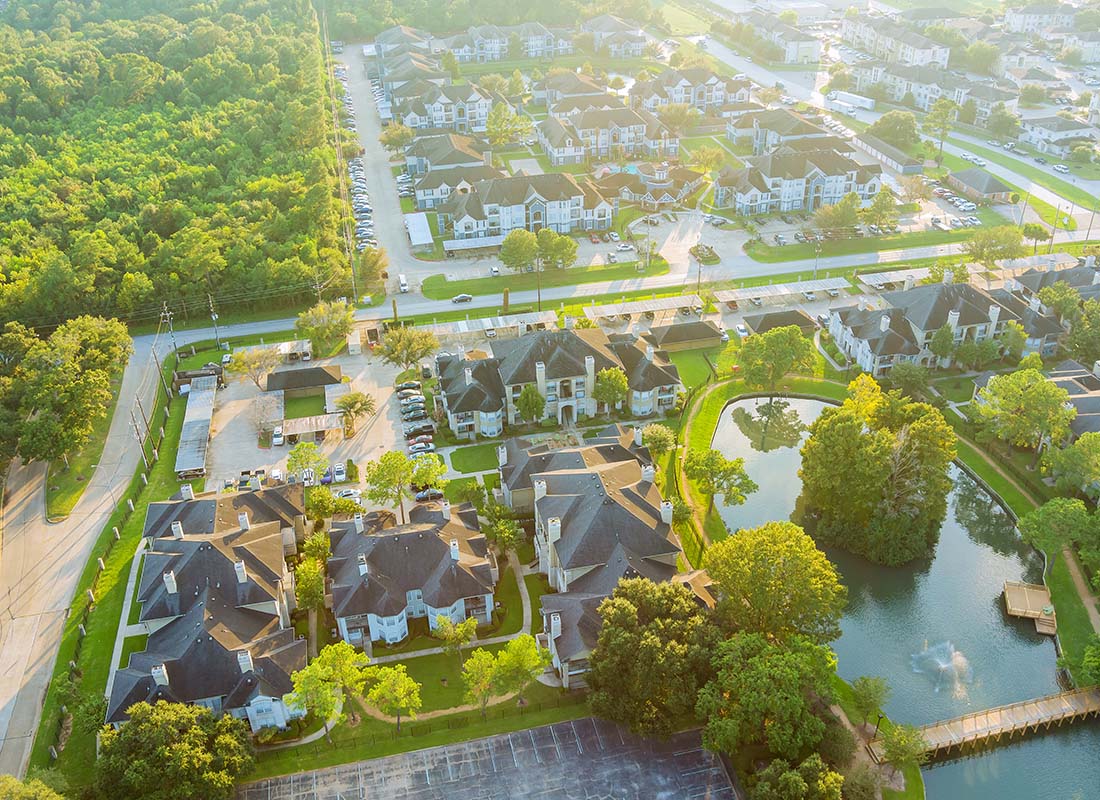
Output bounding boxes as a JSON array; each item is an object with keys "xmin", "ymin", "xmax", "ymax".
[
  {"xmin": 272, "ymin": 426, "xmax": 284, "ymax": 446},
  {"xmin": 399, "ymin": 274, "xmax": 409, "ymax": 293}
]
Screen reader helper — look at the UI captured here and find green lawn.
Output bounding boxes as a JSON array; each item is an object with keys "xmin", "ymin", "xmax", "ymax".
[
  {"xmin": 444, "ymin": 476, "xmax": 479, "ymax": 503},
  {"xmin": 679, "ymin": 135, "xmax": 742, "ymax": 169},
  {"xmin": 743, "ymin": 208, "xmax": 1003, "ymax": 263},
  {"xmin": 523, "ymin": 574, "xmax": 553, "ymax": 635},
  {"xmin": 450, "ymin": 443, "xmax": 502, "ymax": 473},
  {"xmin": 482, "ymin": 472, "xmax": 501, "ymax": 495},
  {"xmin": 933, "ymin": 375, "xmax": 977, "ymax": 404},
  {"xmin": 401, "ymin": 643, "xmax": 509, "ymax": 712},
  {"xmin": 284, "ymin": 394, "xmax": 326, "ymax": 419},
  {"xmin": 493, "ymin": 563, "xmax": 525, "ymax": 637},
  {"xmin": 669, "ymin": 346, "xmax": 721, "ymax": 390},
  {"xmin": 45, "ymin": 375, "xmax": 124, "ymax": 519},
  {"xmin": 420, "ymin": 258, "xmax": 669, "ymax": 300},
  {"xmin": 655, "ymin": 0, "xmax": 711, "ymax": 35},
  {"xmin": 126, "ymin": 556, "xmax": 145, "ymax": 626},
  {"xmin": 948, "ymin": 139, "xmax": 1099, "ymax": 213},
  {"xmin": 117, "ymin": 634, "xmax": 148, "ymax": 669},
  {"xmin": 249, "ymin": 691, "xmax": 588, "ymax": 780},
  {"xmin": 400, "ymin": 196, "xmax": 415, "ymax": 213}
]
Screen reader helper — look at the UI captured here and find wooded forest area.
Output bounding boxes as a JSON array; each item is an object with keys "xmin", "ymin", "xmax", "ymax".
[{"xmin": 0, "ymin": 0, "xmax": 348, "ymax": 329}]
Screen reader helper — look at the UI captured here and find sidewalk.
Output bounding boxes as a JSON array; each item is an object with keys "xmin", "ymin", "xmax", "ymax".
[{"xmin": 104, "ymin": 538, "xmax": 147, "ymax": 700}]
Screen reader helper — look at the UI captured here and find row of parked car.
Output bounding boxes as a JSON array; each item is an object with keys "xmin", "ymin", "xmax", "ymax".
[{"xmin": 334, "ymin": 64, "xmax": 377, "ymax": 253}]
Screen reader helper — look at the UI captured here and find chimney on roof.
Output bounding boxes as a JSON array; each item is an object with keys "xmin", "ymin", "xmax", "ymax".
[
  {"xmin": 535, "ymin": 360, "xmax": 547, "ymax": 396},
  {"xmin": 1047, "ymin": 256, "xmax": 1058, "ymax": 272},
  {"xmin": 645, "ymin": 343, "xmax": 655, "ymax": 361},
  {"xmin": 1092, "ymin": 270, "xmax": 1100, "ymax": 287},
  {"xmin": 880, "ymin": 314, "xmax": 890, "ymax": 333},
  {"xmin": 633, "ymin": 426, "xmax": 643, "ymax": 447},
  {"xmin": 547, "ymin": 517, "xmax": 561, "ymax": 543},
  {"xmin": 450, "ymin": 538, "xmax": 460, "ymax": 561},
  {"xmin": 170, "ymin": 520, "xmax": 184, "ymax": 539},
  {"xmin": 441, "ymin": 500, "xmax": 451, "ymax": 520},
  {"xmin": 238, "ymin": 512, "xmax": 250, "ymax": 531},
  {"xmin": 585, "ymin": 354, "xmax": 596, "ymax": 385},
  {"xmin": 660, "ymin": 500, "xmax": 674, "ymax": 525},
  {"xmin": 942, "ymin": 269, "xmax": 953, "ymax": 285},
  {"xmin": 464, "ymin": 366, "xmax": 473, "ymax": 386},
  {"xmin": 903, "ymin": 275, "xmax": 915, "ymax": 291},
  {"xmin": 180, "ymin": 484, "xmax": 195, "ymax": 501},
  {"xmin": 163, "ymin": 570, "xmax": 178, "ymax": 594},
  {"xmin": 988, "ymin": 304, "xmax": 1001, "ymax": 328},
  {"xmin": 358, "ymin": 552, "xmax": 369, "ymax": 576},
  {"xmin": 237, "ymin": 650, "xmax": 254, "ymax": 674},
  {"xmin": 549, "ymin": 612, "xmax": 561, "ymax": 639},
  {"xmin": 1086, "ymin": 255, "xmax": 1096, "ymax": 270},
  {"xmin": 1029, "ymin": 294, "xmax": 1041, "ymax": 312},
  {"xmin": 947, "ymin": 309, "xmax": 960, "ymax": 331},
  {"xmin": 151, "ymin": 663, "xmax": 169, "ymax": 687},
  {"xmin": 234, "ymin": 560, "xmax": 248, "ymax": 584},
  {"xmin": 354, "ymin": 512, "xmax": 364, "ymax": 534},
  {"xmin": 641, "ymin": 463, "xmax": 655, "ymax": 483},
  {"xmin": 497, "ymin": 444, "xmax": 508, "ymax": 467},
  {"xmin": 534, "ymin": 479, "xmax": 547, "ymax": 500}
]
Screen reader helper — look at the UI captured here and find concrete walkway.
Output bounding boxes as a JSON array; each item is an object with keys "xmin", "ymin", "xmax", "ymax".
[
  {"xmin": 370, "ymin": 551, "xmax": 532, "ymax": 665},
  {"xmin": 258, "ymin": 699, "xmax": 343, "ymax": 752},
  {"xmin": 813, "ymin": 329, "xmax": 844, "ymax": 372}
]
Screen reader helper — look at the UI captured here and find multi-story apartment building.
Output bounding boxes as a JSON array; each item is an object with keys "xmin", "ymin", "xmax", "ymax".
[
  {"xmin": 413, "ymin": 164, "xmax": 505, "ymax": 210},
  {"xmin": 726, "ymin": 108, "xmax": 833, "ymax": 155},
  {"xmin": 628, "ymin": 68, "xmax": 751, "ymax": 112},
  {"xmin": 393, "ymin": 83, "xmax": 500, "ymax": 133},
  {"xmin": 850, "ymin": 61, "xmax": 1019, "ymax": 121},
  {"xmin": 1019, "ymin": 115, "xmax": 1098, "ymax": 157},
  {"xmin": 743, "ymin": 11, "xmax": 823, "ymax": 64},
  {"xmin": 841, "ymin": 17, "xmax": 950, "ymax": 67},
  {"xmin": 1004, "ymin": 3, "xmax": 1076, "ymax": 34},
  {"xmin": 404, "ymin": 132, "xmax": 493, "ymax": 176}
]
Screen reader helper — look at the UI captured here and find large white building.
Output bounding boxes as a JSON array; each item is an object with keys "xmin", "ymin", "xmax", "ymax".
[
  {"xmin": 841, "ymin": 17, "xmax": 950, "ymax": 67},
  {"xmin": 1004, "ymin": 3, "xmax": 1076, "ymax": 33}
]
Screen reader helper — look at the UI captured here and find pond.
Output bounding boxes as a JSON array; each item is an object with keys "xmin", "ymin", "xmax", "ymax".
[{"xmin": 709, "ymin": 396, "xmax": 1100, "ymax": 800}]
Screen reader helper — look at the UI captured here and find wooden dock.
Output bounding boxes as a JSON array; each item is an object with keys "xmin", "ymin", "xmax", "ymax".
[
  {"xmin": 868, "ymin": 687, "xmax": 1100, "ymax": 763},
  {"xmin": 1003, "ymin": 580, "xmax": 1057, "ymax": 635}
]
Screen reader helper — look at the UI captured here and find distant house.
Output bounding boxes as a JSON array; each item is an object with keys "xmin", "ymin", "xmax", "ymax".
[
  {"xmin": 595, "ymin": 163, "xmax": 706, "ymax": 209},
  {"xmin": 841, "ymin": 16, "xmax": 950, "ymax": 67},
  {"xmin": 743, "ymin": 11, "xmax": 822, "ymax": 64},
  {"xmin": 742, "ymin": 309, "xmax": 817, "ymax": 335},
  {"xmin": 393, "ymin": 83, "xmax": 499, "ymax": 134},
  {"xmin": 726, "ymin": 108, "xmax": 833, "ymax": 155},
  {"xmin": 108, "ymin": 516, "xmax": 305, "ymax": 733},
  {"xmin": 503, "ymin": 22, "xmax": 573, "ymax": 58},
  {"xmin": 533, "ymin": 72, "xmax": 607, "ymax": 105},
  {"xmin": 414, "ymin": 163, "xmax": 505, "ymax": 210},
  {"xmin": 265, "ymin": 365, "xmax": 342, "ymax": 395},
  {"xmin": 1004, "ymin": 3, "xmax": 1076, "ymax": 34},
  {"xmin": 853, "ymin": 133, "xmax": 923, "ymax": 175},
  {"xmin": 327, "ymin": 504, "xmax": 498, "ymax": 647},
  {"xmin": 437, "ymin": 355, "xmax": 507, "ymax": 439},
  {"xmin": 404, "ymin": 132, "xmax": 493, "ymax": 176},
  {"xmin": 1019, "ymin": 116, "xmax": 1097, "ymax": 158},
  {"xmin": 581, "ymin": 14, "xmax": 642, "ymax": 50},
  {"xmin": 849, "ymin": 61, "xmax": 1019, "ymax": 122},
  {"xmin": 629, "ymin": 69, "xmax": 751, "ymax": 113},
  {"xmin": 643, "ymin": 320, "xmax": 725, "ymax": 351},
  {"xmin": 947, "ymin": 168, "xmax": 1014, "ymax": 203}
]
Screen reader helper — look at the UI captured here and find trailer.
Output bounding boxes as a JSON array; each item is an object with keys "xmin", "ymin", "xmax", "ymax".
[{"xmin": 827, "ymin": 90, "xmax": 875, "ymax": 111}]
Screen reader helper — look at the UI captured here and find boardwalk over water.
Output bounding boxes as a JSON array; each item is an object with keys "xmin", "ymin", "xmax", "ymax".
[{"xmin": 868, "ymin": 687, "xmax": 1100, "ymax": 762}]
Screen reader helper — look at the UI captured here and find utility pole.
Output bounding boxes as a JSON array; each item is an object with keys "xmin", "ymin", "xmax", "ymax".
[
  {"xmin": 161, "ymin": 302, "xmax": 178, "ymax": 363},
  {"xmin": 1049, "ymin": 206, "xmax": 1062, "ymax": 255},
  {"xmin": 208, "ymin": 293, "xmax": 221, "ymax": 350},
  {"xmin": 130, "ymin": 410, "xmax": 149, "ymax": 470},
  {"xmin": 1086, "ymin": 204, "xmax": 1097, "ymax": 242},
  {"xmin": 134, "ymin": 394, "xmax": 151, "ymax": 439},
  {"xmin": 814, "ymin": 243, "xmax": 821, "ymax": 280}
]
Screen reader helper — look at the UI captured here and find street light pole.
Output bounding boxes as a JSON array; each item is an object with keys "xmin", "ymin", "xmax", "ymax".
[
  {"xmin": 208, "ymin": 293, "xmax": 221, "ymax": 350},
  {"xmin": 1049, "ymin": 205, "xmax": 1062, "ymax": 255},
  {"xmin": 814, "ymin": 244, "xmax": 821, "ymax": 280},
  {"xmin": 874, "ymin": 713, "xmax": 885, "ymax": 738}
]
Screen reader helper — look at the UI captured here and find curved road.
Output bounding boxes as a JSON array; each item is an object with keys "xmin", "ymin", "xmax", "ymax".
[{"xmin": 1, "ymin": 38, "xmax": 1095, "ymax": 780}]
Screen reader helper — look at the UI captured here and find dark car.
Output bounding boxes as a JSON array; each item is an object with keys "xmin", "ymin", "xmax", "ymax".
[
  {"xmin": 320, "ymin": 468, "xmax": 334, "ymax": 485},
  {"xmin": 402, "ymin": 410, "xmax": 428, "ymax": 422},
  {"xmin": 404, "ymin": 422, "xmax": 435, "ymax": 437},
  {"xmin": 415, "ymin": 488, "xmax": 445, "ymax": 502},
  {"xmin": 452, "ymin": 293, "xmax": 473, "ymax": 303},
  {"xmin": 396, "ymin": 381, "xmax": 422, "ymax": 391}
]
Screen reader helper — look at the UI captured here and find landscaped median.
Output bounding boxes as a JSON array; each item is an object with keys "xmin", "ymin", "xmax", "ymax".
[{"xmin": 419, "ymin": 257, "xmax": 670, "ymax": 300}]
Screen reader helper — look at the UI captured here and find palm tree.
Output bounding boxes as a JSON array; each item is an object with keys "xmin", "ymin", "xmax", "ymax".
[{"xmin": 336, "ymin": 391, "xmax": 376, "ymax": 435}]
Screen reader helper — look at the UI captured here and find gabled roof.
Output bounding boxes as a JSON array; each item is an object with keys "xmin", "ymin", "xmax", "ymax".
[
  {"xmin": 437, "ymin": 355, "xmax": 506, "ymax": 413},
  {"xmin": 742, "ymin": 309, "xmax": 816, "ymax": 335},
  {"xmin": 143, "ymin": 485, "xmax": 305, "ymax": 540},
  {"xmin": 1016, "ymin": 264, "xmax": 1099, "ymax": 295},
  {"xmin": 881, "ymin": 282, "xmax": 1020, "ymax": 332},
  {"xmin": 490, "ymin": 328, "xmax": 620, "ymax": 386},
  {"xmin": 606, "ymin": 335, "xmax": 681, "ymax": 392},
  {"xmin": 582, "ymin": 14, "xmax": 639, "ymax": 34},
  {"xmin": 834, "ymin": 305, "xmax": 922, "ymax": 357},
  {"xmin": 541, "ymin": 591, "xmax": 605, "ymax": 661},
  {"xmin": 265, "ymin": 365, "xmax": 342, "ymax": 392},
  {"xmin": 949, "ymin": 168, "xmax": 1012, "ymax": 196},
  {"xmin": 107, "ymin": 586, "xmax": 305, "ymax": 724},
  {"xmin": 327, "ymin": 504, "xmax": 495, "ymax": 620},
  {"xmin": 644, "ymin": 320, "xmax": 724, "ymax": 347},
  {"xmin": 1023, "ymin": 115, "xmax": 1093, "ymax": 133},
  {"xmin": 537, "ymin": 71, "xmax": 605, "ymax": 97},
  {"xmin": 137, "ymin": 523, "xmax": 287, "ymax": 623},
  {"xmin": 414, "ymin": 164, "xmax": 504, "ymax": 191},
  {"xmin": 500, "ymin": 424, "xmax": 651, "ymax": 492}
]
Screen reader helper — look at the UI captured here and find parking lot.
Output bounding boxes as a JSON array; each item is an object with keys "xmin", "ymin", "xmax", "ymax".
[
  {"xmin": 237, "ymin": 718, "xmax": 739, "ymax": 800},
  {"xmin": 205, "ymin": 350, "xmax": 403, "ymax": 492}
]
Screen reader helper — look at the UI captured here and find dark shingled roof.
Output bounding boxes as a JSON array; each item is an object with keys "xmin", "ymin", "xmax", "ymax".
[
  {"xmin": 606, "ymin": 335, "xmax": 681, "ymax": 392},
  {"xmin": 490, "ymin": 329, "xmax": 620, "ymax": 386},
  {"xmin": 437, "ymin": 355, "xmax": 506, "ymax": 414},
  {"xmin": 265, "ymin": 366, "xmax": 342, "ymax": 392},
  {"xmin": 500, "ymin": 424, "xmax": 651, "ymax": 492},
  {"xmin": 107, "ymin": 587, "xmax": 305, "ymax": 724},
  {"xmin": 881, "ymin": 282, "xmax": 1019, "ymax": 332},
  {"xmin": 541, "ymin": 591, "xmax": 605, "ymax": 662},
  {"xmin": 143, "ymin": 485, "xmax": 305, "ymax": 540},
  {"xmin": 949, "ymin": 168, "xmax": 1012, "ymax": 196},
  {"xmin": 327, "ymin": 504, "xmax": 495, "ymax": 620},
  {"xmin": 742, "ymin": 309, "xmax": 816, "ymax": 335},
  {"xmin": 644, "ymin": 320, "xmax": 724, "ymax": 347}
]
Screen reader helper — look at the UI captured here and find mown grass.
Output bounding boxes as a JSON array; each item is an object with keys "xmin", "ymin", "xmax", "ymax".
[
  {"xmin": 284, "ymin": 394, "xmax": 326, "ymax": 419},
  {"xmin": 450, "ymin": 443, "xmax": 500, "ymax": 473},
  {"xmin": 420, "ymin": 258, "xmax": 669, "ymax": 300}
]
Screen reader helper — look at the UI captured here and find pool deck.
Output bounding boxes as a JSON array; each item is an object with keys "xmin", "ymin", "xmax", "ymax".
[{"xmin": 1003, "ymin": 580, "xmax": 1057, "ymax": 635}]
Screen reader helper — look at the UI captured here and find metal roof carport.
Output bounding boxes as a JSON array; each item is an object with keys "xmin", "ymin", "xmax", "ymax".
[
  {"xmin": 713, "ymin": 277, "xmax": 850, "ymax": 304},
  {"xmin": 405, "ymin": 212, "xmax": 434, "ymax": 249},
  {"xmin": 422, "ymin": 311, "xmax": 557, "ymax": 337},
  {"xmin": 858, "ymin": 268, "xmax": 931, "ymax": 289},
  {"xmin": 583, "ymin": 295, "xmax": 703, "ymax": 320},
  {"xmin": 281, "ymin": 414, "xmax": 345, "ymax": 438},
  {"xmin": 175, "ymin": 375, "xmax": 217, "ymax": 478},
  {"xmin": 325, "ymin": 383, "xmax": 351, "ymax": 413},
  {"xmin": 443, "ymin": 235, "xmax": 506, "ymax": 253}
]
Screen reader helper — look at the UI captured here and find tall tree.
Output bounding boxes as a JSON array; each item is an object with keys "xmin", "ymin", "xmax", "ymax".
[
  {"xmin": 880, "ymin": 724, "xmax": 929, "ymax": 777},
  {"xmin": 1022, "ymin": 221, "xmax": 1052, "ymax": 255},
  {"xmin": 411, "ymin": 452, "xmax": 449, "ymax": 494},
  {"xmin": 655, "ymin": 103, "xmax": 699, "ymax": 135},
  {"xmin": 1000, "ymin": 320, "xmax": 1028, "ymax": 361},
  {"xmin": 862, "ymin": 187, "xmax": 899, "ymax": 229},
  {"xmin": 898, "ymin": 174, "xmax": 932, "ymax": 204},
  {"xmin": 515, "ymin": 383, "xmax": 545, "ymax": 422},
  {"xmin": 887, "ymin": 362, "xmax": 930, "ymax": 400},
  {"xmin": 1046, "ymin": 433, "xmax": 1100, "ymax": 505},
  {"xmin": 588, "ymin": 579, "xmax": 717, "ymax": 736},
  {"xmin": 592, "ymin": 367, "xmax": 629, "ymax": 414},
  {"xmin": 462, "ymin": 648, "xmax": 498, "ymax": 719},
  {"xmin": 866, "ymin": 110, "xmax": 919, "ymax": 148},
  {"xmin": 696, "ymin": 633, "xmax": 836, "ymax": 760},
  {"xmin": 94, "ymin": 701, "xmax": 253, "ymax": 800},
  {"xmin": 683, "ymin": 448, "xmax": 758, "ymax": 511},
  {"xmin": 379, "ymin": 122, "xmax": 415, "ymax": 152},
  {"xmin": 0, "ymin": 776, "xmax": 65, "ymax": 800},
  {"xmin": 432, "ymin": 615, "xmax": 479, "ymax": 664},
  {"xmin": 851, "ymin": 675, "xmax": 891, "ymax": 724},
  {"xmin": 963, "ymin": 225, "xmax": 1025, "ymax": 272},
  {"xmin": 922, "ymin": 97, "xmax": 955, "ymax": 162},
  {"xmin": 739, "ymin": 325, "xmax": 816, "ymax": 392},
  {"xmin": 287, "ymin": 442, "xmax": 329, "ymax": 479},
  {"xmin": 642, "ymin": 423, "xmax": 676, "ymax": 460},
  {"xmin": 295, "ymin": 300, "xmax": 354, "ymax": 347},
  {"xmin": 228, "ymin": 346, "xmax": 280, "ymax": 390},
  {"xmin": 490, "ymin": 634, "xmax": 550, "ymax": 702},
  {"xmin": 295, "ymin": 557, "xmax": 326, "ymax": 611},
  {"xmin": 378, "ymin": 326, "xmax": 439, "ymax": 372},
  {"xmin": 1038, "ymin": 281, "xmax": 1082, "ymax": 323},
  {"xmin": 441, "ymin": 50, "xmax": 460, "ymax": 80},
  {"xmin": 288, "ymin": 642, "xmax": 372, "ymax": 743},
  {"xmin": 366, "ymin": 665, "xmax": 422, "ymax": 732},
  {"xmin": 484, "ymin": 102, "xmax": 532, "ymax": 147},
  {"xmin": 1069, "ymin": 298, "xmax": 1100, "ymax": 364},
  {"xmin": 691, "ymin": 144, "xmax": 726, "ymax": 175},
  {"xmin": 703, "ymin": 521, "xmax": 846, "ymax": 643},
  {"xmin": 813, "ymin": 192, "xmax": 861, "ymax": 234},
  {"xmin": 1018, "ymin": 498, "xmax": 1093, "ymax": 571},
  {"xmin": 500, "ymin": 229, "xmax": 539, "ymax": 273},
  {"xmin": 750, "ymin": 754, "xmax": 844, "ymax": 800},
  {"xmin": 929, "ymin": 323, "xmax": 956, "ymax": 361},
  {"xmin": 976, "ymin": 368, "xmax": 1075, "ymax": 462},
  {"xmin": 363, "ymin": 450, "xmax": 416, "ymax": 523}
]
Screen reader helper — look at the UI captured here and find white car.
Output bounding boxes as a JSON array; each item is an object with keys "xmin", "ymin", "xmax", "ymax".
[
  {"xmin": 333, "ymin": 488, "xmax": 360, "ymax": 501},
  {"xmin": 408, "ymin": 442, "xmax": 436, "ymax": 455},
  {"xmin": 301, "ymin": 468, "xmax": 315, "ymax": 486},
  {"xmin": 1053, "ymin": 164, "xmax": 1070, "ymax": 174},
  {"xmin": 616, "ymin": 243, "xmax": 633, "ymax": 251},
  {"xmin": 735, "ymin": 323, "xmax": 749, "ymax": 337},
  {"xmin": 608, "ymin": 231, "xmax": 621, "ymax": 242},
  {"xmin": 221, "ymin": 353, "xmax": 232, "ymax": 365},
  {"xmin": 333, "ymin": 462, "xmax": 346, "ymax": 482},
  {"xmin": 272, "ymin": 426, "xmax": 284, "ymax": 446}
]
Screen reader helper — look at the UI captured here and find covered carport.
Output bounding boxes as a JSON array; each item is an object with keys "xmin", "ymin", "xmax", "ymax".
[
  {"xmin": 858, "ymin": 267, "xmax": 931, "ymax": 292},
  {"xmin": 281, "ymin": 413, "xmax": 345, "ymax": 444},
  {"xmin": 175, "ymin": 375, "xmax": 217, "ymax": 479},
  {"xmin": 582, "ymin": 294, "xmax": 703, "ymax": 322},
  {"xmin": 422, "ymin": 311, "xmax": 557, "ymax": 343},
  {"xmin": 714, "ymin": 277, "xmax": 851, "ymax": 308}
]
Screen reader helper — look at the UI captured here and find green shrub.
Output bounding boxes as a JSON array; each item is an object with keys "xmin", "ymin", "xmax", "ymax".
[{"xmin": 817, "ymin": 717, "xmax": 857, "ymax": 766}]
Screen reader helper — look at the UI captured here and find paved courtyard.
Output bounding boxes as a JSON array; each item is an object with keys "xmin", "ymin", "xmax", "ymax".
[{"xmin": 237, "ymin": 718, "xmax": 739, "ymax": 800}]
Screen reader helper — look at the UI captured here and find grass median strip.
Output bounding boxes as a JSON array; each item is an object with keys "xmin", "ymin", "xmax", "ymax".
[
  {"xmin": 949, "ymin": 139, "xmax": 1098, "ymax": 213},
  {"xmin": 420, "ymin": 258, "xmax": 669, "ymax": 300}
]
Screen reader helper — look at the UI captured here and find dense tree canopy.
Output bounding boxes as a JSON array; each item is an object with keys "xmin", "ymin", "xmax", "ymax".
[
  {"xmin": 800, "ymin": 376, "xmax": 957, "ymax": 565},
  {"xmin": 0, "ymin": 0, "xmax": 349, "ymax": 327}
]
